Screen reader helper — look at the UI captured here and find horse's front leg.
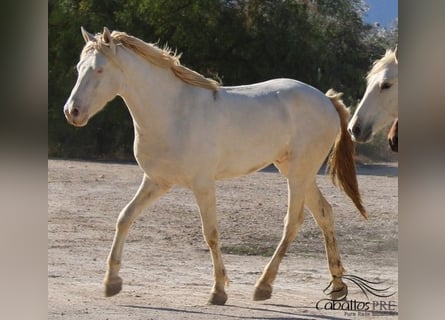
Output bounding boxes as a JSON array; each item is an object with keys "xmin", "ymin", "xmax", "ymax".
[
  {"xmin": 104, "ymin": 175, "xmax": 170, "ymax": 297},
  {"xmin": 192, "ymin": 179, "xmax": 228, "ymax": 305}
]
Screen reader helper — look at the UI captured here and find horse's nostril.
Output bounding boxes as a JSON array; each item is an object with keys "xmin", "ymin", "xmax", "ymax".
[
  {"xmin": 71, "ymin": 107, "xmax": 80, "ymax": 117},
  {"xmin": 352, "ymin": 125, "xmax": 361, "ymax": 137}
]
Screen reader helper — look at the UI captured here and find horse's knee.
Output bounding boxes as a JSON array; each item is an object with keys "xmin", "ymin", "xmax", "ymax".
[
  {"xmin": 204, "ymin": 228, "xmax": 219, "ymax": 249},
  {"xmin": 116, "ymin": 204, "xmax": 138, "ymax": 231},
  {"xmin": 116, "ymin": 214, "xmax": 132, "ymax": 232},
  {"xmin": 283, "ymin": 210, "xmax": 304, "ymax": 237}
]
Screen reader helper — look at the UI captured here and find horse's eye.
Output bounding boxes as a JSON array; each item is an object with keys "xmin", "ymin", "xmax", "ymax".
[{"xmin": 380, "ymin": 82, "xmax": 392, "ymax": 90}]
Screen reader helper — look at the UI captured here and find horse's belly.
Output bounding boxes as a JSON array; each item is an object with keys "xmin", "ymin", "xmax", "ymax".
[
  {"xmin": 215, "ymin": 160, "xmax": 271, "ymax": 179},
  {"xmin": 214, "ymin": 139, "xmax": 287, "ymax": 179}
]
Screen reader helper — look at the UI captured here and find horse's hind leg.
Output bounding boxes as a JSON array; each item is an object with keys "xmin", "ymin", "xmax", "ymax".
[
  {"xmin": 192, "ymin": 178, "xmax": 228, "ymax": 305},
  {"xmin": 305, "ymin": 181, "xmax": 348, "ymax": 300},
  {"xmin": 253, "ymin": 171, "xmax": 306, "ymax": 301},
  {"xmin": 104, "ymin": 175, "xmax": 170, "ymax": 297}
]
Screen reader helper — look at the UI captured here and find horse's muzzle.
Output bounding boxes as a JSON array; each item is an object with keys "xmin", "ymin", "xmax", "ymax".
[
  {"xmin": 348, "ymin": 124, "xmax": 372, "ymax": 143},
  {"xmin": 388, "ymin": 136, "xmax": 398, "ymax": 152},
  {"xmin": 388, "ymin": 119, "xmax": 398, "ymax": 152},
  {"xmin": 64, "ymin": 103, "xmax": 89, "ymax": 127}
]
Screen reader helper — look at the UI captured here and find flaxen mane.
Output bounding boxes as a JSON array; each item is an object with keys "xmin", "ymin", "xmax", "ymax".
[
  {"xmin": 366, "ymin": 49, "xmax": 397, "ymax": 83},
  {"xmin": 83, "ymin": 30, "xmax": 220, "ymax": 91}
]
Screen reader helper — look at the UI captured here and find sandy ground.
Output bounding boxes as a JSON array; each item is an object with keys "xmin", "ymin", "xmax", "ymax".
[{"xmin": 48, "ymin": 159, "xmax": 398, "ymax": 319}]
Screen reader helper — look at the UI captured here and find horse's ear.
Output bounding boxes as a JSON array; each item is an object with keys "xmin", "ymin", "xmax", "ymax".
[
  {"xmin": 103, "ymin": 27, "xmax": 116, "ymax": 54},
  {"xmin": 394, "ymin": 45, "xmax": 398, "ymax": 63},
  {"xmin": 81, "ymin": 26, "xmax": 95, "ymax": 43}
]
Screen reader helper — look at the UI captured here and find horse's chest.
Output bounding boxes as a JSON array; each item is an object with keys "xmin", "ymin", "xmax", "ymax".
[{"xmin": 133, "ymin": 138, "xmax": 189, "ymax": 184}]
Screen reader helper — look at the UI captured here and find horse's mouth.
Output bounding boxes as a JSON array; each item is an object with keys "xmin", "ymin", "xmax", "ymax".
[{"xmin": 66, "ymin": 116, "xmax": 89, "ymax": 127}]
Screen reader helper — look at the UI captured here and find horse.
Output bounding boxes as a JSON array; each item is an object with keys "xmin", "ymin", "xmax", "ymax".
[
  {"xmin": 63, "ymin": 27, "xmax": 366, "ymax": 305},
  {"xmin": 388, "ymin": 118, "xmax": 398, "ymax": 152},
  {"xmin": 347, "ymin": 48, "xmax": 398, "ymax": 148}
]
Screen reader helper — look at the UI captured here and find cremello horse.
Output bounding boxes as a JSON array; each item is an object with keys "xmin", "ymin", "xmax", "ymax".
[
  {"xmin": 63, "ymin": 27, "xmax": 366, "ymax": 305},
  {"xmin": 348, "ymin": 48, "xmax": 398, "ymax": 146}
]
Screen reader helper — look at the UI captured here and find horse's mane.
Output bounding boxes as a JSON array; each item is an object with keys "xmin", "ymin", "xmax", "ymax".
[
  {"xmin": 366, "ymin": 49, "xmax": 398, "ymax": 82},
  {"xmin": 83, "ymin": 31, "xmax": 220, "ymax": 91}
]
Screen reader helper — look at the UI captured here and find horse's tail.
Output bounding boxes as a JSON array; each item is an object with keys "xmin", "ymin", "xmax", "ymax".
[{"xmin": 325, "ymin": 89, "xmax": 367, "ymax": 219}]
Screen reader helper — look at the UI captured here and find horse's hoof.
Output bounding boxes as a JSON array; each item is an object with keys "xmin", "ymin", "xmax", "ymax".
[
  {"xmin": 253, "ymin": 284, "xmax": 272, "ymax": 301},
  {"xmin": 330, "ymin": 282, "xmax": 348, "ymax": 301},
  {"xmin": 104, "ymin": 276, "xmax": 123, "ymax": 297},
  {"xmin": 208, "ymin": 291, "xmax": 228, "ymax": 305}
]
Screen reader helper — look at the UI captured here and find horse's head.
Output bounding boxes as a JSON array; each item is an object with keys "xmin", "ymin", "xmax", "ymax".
[
  {"xmin": 348, "ymin": 48, "xmax": 398, "ymax": 143},
  {"xmin": 63, "ymin": 27, "xmax": 123, "ymax": 127}
]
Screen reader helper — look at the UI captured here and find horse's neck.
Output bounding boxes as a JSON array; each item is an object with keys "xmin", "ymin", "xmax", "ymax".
[{"xmin": 117, "ymin": 48, "xmax": 182, "ymax": 135}]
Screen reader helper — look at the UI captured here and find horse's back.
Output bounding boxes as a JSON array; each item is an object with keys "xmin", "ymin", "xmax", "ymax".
[
  {"xmin": 222, "ymin": 78, "xmax": 337, "ymax": 119},
  {"xmin": 221, "ymin": 78, "xmax": 339, "ymax": 141}
]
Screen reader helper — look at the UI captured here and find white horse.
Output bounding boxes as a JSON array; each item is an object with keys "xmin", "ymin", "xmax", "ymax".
[
  {"xmin": 348, "ymin": 48, "xmax": 398, "ymax": 143},
  {"xmin": 63, "ymin": 27, "xmax": 366, "ymax": 305}
]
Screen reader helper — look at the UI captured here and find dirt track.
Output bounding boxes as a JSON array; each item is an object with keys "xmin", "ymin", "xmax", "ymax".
[{"xmin": 48, "ymin": 159, "xmax": 398, "ymax": 319}]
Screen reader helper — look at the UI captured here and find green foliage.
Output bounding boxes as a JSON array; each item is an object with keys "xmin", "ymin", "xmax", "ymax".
[{"xmin": 49, "ymin": 0, "xmax": 398, "ymax": 161}]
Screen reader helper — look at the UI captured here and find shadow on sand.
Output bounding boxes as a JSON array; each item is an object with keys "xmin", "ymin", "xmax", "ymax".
[
  {"xmin": 120, "ymin": 303, "xmax": 353, "ymax": 320},
  {"xmin": 261, "ymin": 163, "xmax": 398, "ymax": 178}
]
